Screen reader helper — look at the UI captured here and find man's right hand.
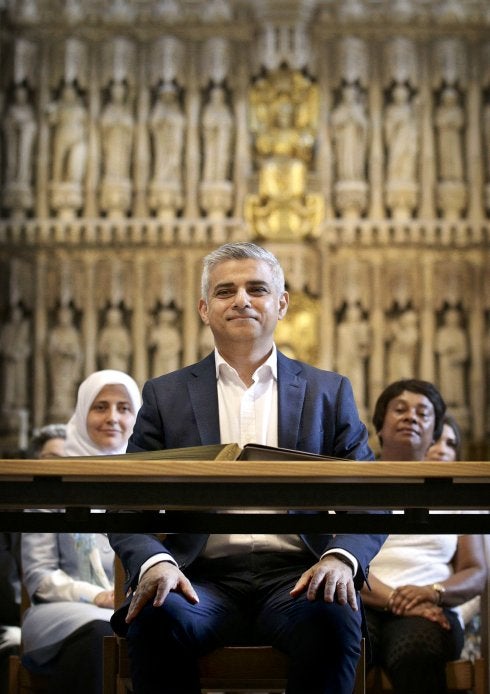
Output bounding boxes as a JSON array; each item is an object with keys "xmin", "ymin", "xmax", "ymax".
[{"xmin": 125, "ymin": 561, "xmax": 199, "ymax": 623}]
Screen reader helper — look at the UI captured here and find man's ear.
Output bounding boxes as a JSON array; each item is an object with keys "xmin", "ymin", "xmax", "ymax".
[
  {"xmin": 278, "ymin": 291, "xmax": 289, "ymax": 320},
  {"xmin": 198, "ymin": 298, "xmax": 209, "ymax": 325}
]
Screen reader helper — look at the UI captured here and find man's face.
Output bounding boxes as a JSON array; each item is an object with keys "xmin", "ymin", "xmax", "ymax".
[{"xmin": 198, "ymin": 258, "xmax": 288, "ymax": 350}]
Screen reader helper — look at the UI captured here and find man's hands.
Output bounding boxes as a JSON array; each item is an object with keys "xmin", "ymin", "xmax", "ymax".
[
  {"xmin": 290, "ymin": 555, "xmax": 358, "ymax": 610},
  {"xmin": 125, "ymin": 561, "xmax": 199, "ymax": 624}
]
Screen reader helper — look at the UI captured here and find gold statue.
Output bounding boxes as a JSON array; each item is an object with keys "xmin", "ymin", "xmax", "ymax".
[
  {"xmin": 246, "ymin": 67, "xmax": 323, "ymax": 240},
  {"xmin": 274, "ymin": 292, "xmax": 320, "ymax": 364}
]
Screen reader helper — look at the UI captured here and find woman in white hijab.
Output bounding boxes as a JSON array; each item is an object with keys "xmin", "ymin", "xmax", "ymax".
[
  {"xmin": 21, "ymin": 370, "xmax": 141, "ymax": 694},
  {"xmin": 64, "ymin": 369, "xmax": 142, "ymax": 456}
]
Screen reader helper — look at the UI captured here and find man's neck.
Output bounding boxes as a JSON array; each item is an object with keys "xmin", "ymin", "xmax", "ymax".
[{"xmin": 216, "ymin": 343, "xmax": 274, "ymax": 387}]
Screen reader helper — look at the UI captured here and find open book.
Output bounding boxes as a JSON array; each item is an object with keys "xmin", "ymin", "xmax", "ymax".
[{"xmin": 111, "ymin": 442, "xmax": 343, "ymax": 462}]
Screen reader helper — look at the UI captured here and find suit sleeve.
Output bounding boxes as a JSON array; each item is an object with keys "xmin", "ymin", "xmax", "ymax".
[
  {"xmin": 109, "ymin": 533, "xmax": 170, "ymax": 591},
  {"xmin": 332, "ymin": 376, "xmax": 373, "ymax": 461},
  {"xmin": 126, "ymin": 380, "xmax": 166, "ymax": 452}
]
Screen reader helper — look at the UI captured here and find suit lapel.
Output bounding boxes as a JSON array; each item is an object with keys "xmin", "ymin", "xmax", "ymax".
[
  {"xmin": 187, "ymin": 353, "xmax": 221, "ymax": 445},
  {"xmin": 277, "ymin": 351, "xmax": 306, "ymax": 450}
]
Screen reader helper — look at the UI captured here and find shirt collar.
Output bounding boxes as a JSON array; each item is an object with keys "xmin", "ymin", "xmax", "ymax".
[{"xmin": 214, "ymin": 344, "xmax": 277, "ymax": 381}]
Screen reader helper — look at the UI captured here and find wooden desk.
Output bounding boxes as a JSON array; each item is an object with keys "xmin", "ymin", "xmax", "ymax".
[{"xmin": 1, "ymin": 458, "xmax": 489, "ymax": 532}]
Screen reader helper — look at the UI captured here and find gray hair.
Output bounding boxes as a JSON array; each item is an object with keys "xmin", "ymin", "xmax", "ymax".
[
  {"xmin": 30, "ymin": 424, "xmax": 67, "ymax": 458},
  {"xmin": 201, "ymin": 242, "xmax": 285, "ymax": 299}
]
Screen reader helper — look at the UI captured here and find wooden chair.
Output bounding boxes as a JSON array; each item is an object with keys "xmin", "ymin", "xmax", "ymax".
[
  {"xmin": 366, "ymin": 534, "xmax": 490, "ymax": 694},
  {"xmin": 8, "ymin": 655, "xmax": 49, "ymax": 694},
  {"xmin": 104, "ymin": 635, "xmax": 366, "ymax": 693},
  {"xmin": 103, "ymin": 554, "xmax": 366, "ymax": 693},
  {"xmin": 8, "ymin": 585, "xmax": 50, "ymax": 693}
]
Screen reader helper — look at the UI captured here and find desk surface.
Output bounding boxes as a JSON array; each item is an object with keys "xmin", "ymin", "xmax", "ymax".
[
  {"xmin": 1, "ymin": 458, "xmax": 489, "ymax": 480},
  {"xmin": 1, "ymin": 458, "xmax": 489, "ymax": 532}
]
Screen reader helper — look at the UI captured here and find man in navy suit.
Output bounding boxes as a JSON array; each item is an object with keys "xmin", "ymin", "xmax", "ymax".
[{"xmin": 109, "ymin": 242, "xmax": 387, "ymax": 693}]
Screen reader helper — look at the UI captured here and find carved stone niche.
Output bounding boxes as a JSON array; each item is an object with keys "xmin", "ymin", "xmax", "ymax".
[
  {"xmin": 335, "ymin": 180, "xmax": 368, "ymax": 220},
  {"xmin": 199, "ymin": 181, "xmax": 233, "ymax": 220},
  {"xmin": 436, "ymin": 180, "xmax": 467, "ymax": 221}
]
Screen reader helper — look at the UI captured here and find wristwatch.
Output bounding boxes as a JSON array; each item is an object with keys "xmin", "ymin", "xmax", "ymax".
[{"xmin": 432, "ymin": 582, "xmax": 446, "ymax": 605}]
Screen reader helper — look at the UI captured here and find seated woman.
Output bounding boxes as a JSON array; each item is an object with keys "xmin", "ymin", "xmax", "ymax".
[
  {"xmin": 363, "ymin": 379, "xmax": 486, "ymax": 694},
  {"xmin": 21, "ymin": 369, "xmax": 141, "ymax": 694},
  {"xmin": 426, "ymin": 413, "xmax": 486, "ymax": 662},
  {"xmin": 426, "ymin": 413, "xmax": 461, "ymax": 462}
]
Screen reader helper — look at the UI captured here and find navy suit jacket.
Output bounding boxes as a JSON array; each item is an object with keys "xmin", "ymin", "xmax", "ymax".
[{"xmin": 110, "ymin": 351, "xmax": 386, "ymax": 614}]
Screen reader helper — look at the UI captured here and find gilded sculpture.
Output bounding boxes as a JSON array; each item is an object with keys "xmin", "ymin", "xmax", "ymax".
[{"xmin": 245, "ymin": 67, "xmax": 323, "ymax": 240}]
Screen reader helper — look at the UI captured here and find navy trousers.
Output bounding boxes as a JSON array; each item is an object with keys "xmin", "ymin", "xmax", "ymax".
[{"xmin": 126, "ymin": 552, "xmax": 362, "ymax": 694}]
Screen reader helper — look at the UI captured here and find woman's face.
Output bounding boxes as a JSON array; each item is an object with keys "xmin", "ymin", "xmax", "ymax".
[
  {"xmin": 378, "ymin": 390, "xmax": 436, "ymax": 460},
  {"xmin": 86, "ymin": 384, "xmax": 136, "ymax": 452},
  {"xmin": 426, "ymin": 423, "xmax": 458, "ymax": 462}
]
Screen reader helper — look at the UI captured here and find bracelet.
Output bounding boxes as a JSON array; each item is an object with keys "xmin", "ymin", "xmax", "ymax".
[
  {"xmin": 384, "ymin": 589, "xmax": 395, "ymax": 611},
  {"xmin": 432, "ymin": 583, "xmax": 446, "ymax": 606}
]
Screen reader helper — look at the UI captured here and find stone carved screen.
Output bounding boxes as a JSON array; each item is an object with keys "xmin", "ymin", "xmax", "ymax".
[{"xmin": 0, "ymin": 0, "xmax": 489, "ymax": 458}]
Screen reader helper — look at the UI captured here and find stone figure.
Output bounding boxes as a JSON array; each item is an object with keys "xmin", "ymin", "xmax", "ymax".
[
  {"xmin": 97, "ymin": 306, "xmax": 132, "ymax": 372},
  {"xmin": 384, "ymin": 84, "xmax": 418, "ymax": 184},
  {"xmin": 435, "ymin": 308, "xmax": 468, "ymax": 408},
  {"xmin": 331, "ymin": 84, "xmax": 368, "ymax": 182},
  {"xmin": 386, "ymin": 309, "xmax": 419, "ymax": 383},
  {"xmin": 485, "ymin": 320, "xmax": 490, "ymax": 407},
  {"xmin": 47, "ymin": 83, "xmax": 88, "ymax": 184},
  {"xmin": 148, "ymin": 307, "xmax": 181, "ymax": 377},
  {"xmin": 2, "ymin": 85, "xmax": 37, "ymax": 186},
  {"xmin": 201, "ymin": 86, "xmax": 233, "ymax": 182},
  {"xmin": 48, "ymin": 306, "xmax": 83, "ymax": 419},
  {"xmin": 0, "ymin": 306, "xmax": 31, "ymax": 412},
  {"xmin": 335, "ymin": 304, "xmax": 371, "ymax": 406},
  {"xmin": 149, "ymin": 85, "xmax": 186, "ymax": 184},
  {"xmin": 100, "ymin": 82, "xmax": 134, "ymax": 182},
  {"xmin": 435, "ymin": 87, "xmax": 465, "ymax": 182},
  {"xmin": 484, "ymin": 101, "xmax": 490, "ymax": 181}
]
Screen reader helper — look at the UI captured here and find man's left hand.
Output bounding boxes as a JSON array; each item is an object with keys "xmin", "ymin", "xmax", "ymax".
[{"xmin": 290, "ymin": 555, "xmax": 358, "ymax": 610}]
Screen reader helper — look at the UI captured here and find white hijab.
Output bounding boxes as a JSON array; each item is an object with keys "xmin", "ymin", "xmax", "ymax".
[{"xmin": 64, "ymin": 369, "xmax": 142, "ymax": 456}]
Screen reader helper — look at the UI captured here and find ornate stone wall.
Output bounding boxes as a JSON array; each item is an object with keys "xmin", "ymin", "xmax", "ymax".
[{"xmin": 1, "ymin": 0, "xmax": 489, "ymax": 456}]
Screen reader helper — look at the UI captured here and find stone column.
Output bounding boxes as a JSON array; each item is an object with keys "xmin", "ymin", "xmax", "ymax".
[
  {"xmin": 367, "ymin": 50, "xmax": 384, "ymax": 220},
  {"xmin": 469, "ymin": 258, "xmax": 485, "ymax": 442},
  {"xmin": 82, "ymin": 254, "xmax": 97, "ymax": 376},
  {"xmin": 419, "ymin": 45, "xmax": 436, "ymax": 221},
  {"xmin": 132, "ymin": 254, "xmax": 148, "ymax": 386},
  {"xmin": 133, "ymin": 50, "xmax": 150, "ymax": 219},
  {"xmin": 183, "ymin": 250, "xmax": 200, "ymax": 366},
  {"xmin": 33, "ymin": 252, "xmax": 48, "ymax": 428},
  {"xmin": 35, "ymin": 43, "xmax": 50, "ymax": 219},
  {"xmin": 184, "ymin": 47, "xmax": 200, "ymax": 224},
  {"xmin": 369, "ymin": 258, "xmax": 385, "ymax": 411},
  {"xmin": 317, "ymin": 42, "xmax": 333, "ymax": 219},
  {"xmin": 317, "ymin": 245, "xmax": 334, "ymax": 371},
  {"xmin": 232, "ymin": 47, "xmax": 251, "ymax": 222},
  {"xmin": 84, "ymin": 54, "xmax": 100, "ymax": 218},
  {"xmin": 466, "ymin": 46, "xmax": 484, "ymax": 234},
  {"xmin": 419, "ymin": 254, "xmax": 435, "ymax": 382}
]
